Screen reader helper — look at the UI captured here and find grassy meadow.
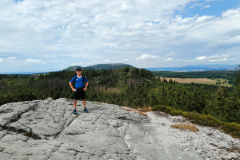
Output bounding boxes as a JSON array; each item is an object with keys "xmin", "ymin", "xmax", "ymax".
[{"xmin": 159, "ymin": 77, "xmax": 232, "ymax": 87}]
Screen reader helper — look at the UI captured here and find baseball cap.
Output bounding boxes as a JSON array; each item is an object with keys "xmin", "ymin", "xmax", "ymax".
[{"xmin": 76, "ymin": 68, "xmax": 82, "ymax": 71}]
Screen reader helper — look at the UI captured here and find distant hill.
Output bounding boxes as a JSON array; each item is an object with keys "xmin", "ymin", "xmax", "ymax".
[
  {"xmin": 65, "ymin": 63, "xmax": 133, "ymax": 71},
  {"xmin": 0, "ymin": 72, "xmax": 48, "ymax": 75},
  {"xmin": 64, "ymin": 66, "xmax": 83, "ymax": 71},
  {"xmin": 147, "ymin": 64, "xmax": 238, "ymax": 72}
]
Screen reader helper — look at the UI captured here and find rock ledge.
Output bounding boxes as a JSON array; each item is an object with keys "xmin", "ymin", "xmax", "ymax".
[{"xmin": 0, "ymin": 98, "xmax": 239, "ymax": 160}]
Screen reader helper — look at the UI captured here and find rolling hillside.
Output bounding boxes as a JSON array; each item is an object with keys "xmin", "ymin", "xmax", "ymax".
[{"xmin": 65, "ymin": 63, "xmax": 133, "ymax": 71}]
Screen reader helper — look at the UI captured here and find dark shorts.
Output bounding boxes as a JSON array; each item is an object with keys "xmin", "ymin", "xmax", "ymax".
[{"xmin": 73, "ymin": 88, "xmax": 86, "ymax": 100}]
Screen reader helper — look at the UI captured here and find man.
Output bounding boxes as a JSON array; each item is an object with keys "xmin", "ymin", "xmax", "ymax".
[{"xmin": 69, "ymin": 68, "xmax": 89, "ymax": 114}]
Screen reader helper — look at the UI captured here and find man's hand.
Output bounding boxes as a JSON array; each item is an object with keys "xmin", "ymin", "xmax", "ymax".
[
  {"xmin": 83, "ymin": 87, "xmax": 87, "ymax": 91},
  {"xmin": 72, "ymin": 88, "xmax": 77, "ymax": 92},
  {"xmin": 69, "ymin": 82, "xmax": 76, "ymax": 92}
]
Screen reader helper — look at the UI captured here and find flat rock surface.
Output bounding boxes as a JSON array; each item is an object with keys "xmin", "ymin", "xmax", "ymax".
[{"xmin": 0, "ymin": 98, "xmax": 239, "ymax": 160}]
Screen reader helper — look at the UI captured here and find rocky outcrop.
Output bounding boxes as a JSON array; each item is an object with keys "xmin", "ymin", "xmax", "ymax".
[{"xmin": 0, "ymin": 98, "xmax": 239, "ymax": 160}]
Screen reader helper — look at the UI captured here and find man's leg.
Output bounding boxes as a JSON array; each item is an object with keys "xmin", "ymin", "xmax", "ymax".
[
  {"xmin": 81, "ymin": 90, "xmax": 88, "ymax": 112},
  {"xmin": 82, "ymin": 99, "xmax": 89, "ymax": 113},
  {"xmin": 82, "ymin": 99, "xmax": 86, "ymax": 108},
  {"xmin": 73, "ymin": 99, "xmax": 77, "ymax": 109},
  {"xmin": 72, "ymin": 99, "xmax": 78, "ymax": 114},
  {"xmin": 73, "ymin": 90, "xmax": 79, "ymax": 113}
]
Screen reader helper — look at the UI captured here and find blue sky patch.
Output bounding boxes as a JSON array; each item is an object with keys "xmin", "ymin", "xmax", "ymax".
[
  {"xmin": 144, "ymin": 21, "xmax": 160, "ymax": 24},
  {"xmin": 177, "ymin": 0, "xmax": 240, "ymax": 18}
]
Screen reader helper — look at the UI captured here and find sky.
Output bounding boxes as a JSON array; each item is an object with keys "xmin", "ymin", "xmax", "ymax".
[{"xmin": 0, "ymin": 0, "xmax": 240, "ymax": 73}]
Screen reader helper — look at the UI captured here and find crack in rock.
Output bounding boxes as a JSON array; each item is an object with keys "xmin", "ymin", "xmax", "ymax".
[
  {"xmin": 5, "ymin": 124, "xmax": 41, "ymax": 140},
  {"xmin": 0, "ymin": 102, "xmax": 40, "ymax": 140},
  {"xmin": 0, "ymin": 103, "xmax": 38, "ymax": 127},
  {"xmin": 55, "ymin": 115, "xmax": 78, "ymax": 139}
]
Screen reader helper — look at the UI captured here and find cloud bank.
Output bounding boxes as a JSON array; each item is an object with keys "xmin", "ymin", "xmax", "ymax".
[{"xmin": 0, "ymin": 0, "xmax": 239, "ymax": 72}]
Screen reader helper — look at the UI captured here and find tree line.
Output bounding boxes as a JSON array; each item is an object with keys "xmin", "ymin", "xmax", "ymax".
[{"xmin": 0, "ymin": 66, "xmax": 240, "ymax": 124}]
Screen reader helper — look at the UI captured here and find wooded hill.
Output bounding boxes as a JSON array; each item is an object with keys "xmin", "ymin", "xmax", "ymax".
[
  {"xmin": 1, "ymin": 67, "xmax": 240, "ymax": 137},
  {"xmin": 65, "ymin": 63, "xmax": 133, "ymax": 71}
]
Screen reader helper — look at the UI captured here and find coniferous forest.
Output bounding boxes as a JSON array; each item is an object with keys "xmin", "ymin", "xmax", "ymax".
[{"xmin": 1, "ymin": 67, "xmax": 240, "ymax": 137}]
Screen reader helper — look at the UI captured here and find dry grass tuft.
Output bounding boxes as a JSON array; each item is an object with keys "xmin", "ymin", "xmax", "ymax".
[
  {"xmin": 120, "ymin": 107, "xmax": 148, "ymax": 116},
  {"xmin": 171, "ymin": 124, "xmax": 199, "ymax": 132},
  {"xmin": 138, "ymin": 112, "xmax": 148, "ymax": 116},
  {"xmin": 123, "ymin": 108, "xmax": 134, "ymax": 112},
  {"xmin": 137, "ymin": 107, "xmax": 152, "ymax": 112}
]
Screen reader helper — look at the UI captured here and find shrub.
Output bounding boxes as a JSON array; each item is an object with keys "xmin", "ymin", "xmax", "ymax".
[
  {"xmin": 222, "ymin": 122, "xmax": 240, "ymax": 138},
  {"xmin": 152, "ymin": 105, "xmax": 223, "ymax": 126},
  {"xmin": 152, "ymin": 105, "xmax": 183, "ymax": 116},
  {"xmin": 183, "ymin": 112, "xmax": 223, "ymax": 127}
]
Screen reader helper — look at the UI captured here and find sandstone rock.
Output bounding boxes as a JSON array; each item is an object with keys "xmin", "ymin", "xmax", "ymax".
[{"xmin": 0, "ymin": 98, "xmax": 239, "ymax": 160}]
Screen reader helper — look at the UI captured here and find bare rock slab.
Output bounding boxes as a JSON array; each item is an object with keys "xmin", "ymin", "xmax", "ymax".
[{"xmin": 0, "ymin": 98, "xmax": 239, "ymax": 160}]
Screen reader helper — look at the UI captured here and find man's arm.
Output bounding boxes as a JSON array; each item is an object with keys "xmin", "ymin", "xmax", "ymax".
[
  {"xmin": 83, "ymin": 82, "xmax": 89, "ymax": 91},
  {"xmin": 69, "ymin": 82, "xmax": 76, "ymax": 92}
]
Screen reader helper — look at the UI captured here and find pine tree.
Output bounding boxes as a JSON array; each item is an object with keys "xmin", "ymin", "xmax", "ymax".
[{"xmin": 234, "ymin": 65, "xmax": 240, "ymax": 85}]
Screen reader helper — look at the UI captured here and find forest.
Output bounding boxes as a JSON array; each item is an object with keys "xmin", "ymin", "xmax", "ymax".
[
  {"xmin": 152, "ymin": 70, "xmax": 238, "ymax": 84},
  {"xmin": 1, "ymin": 66, "xmax": 240, "ymax": 137}
]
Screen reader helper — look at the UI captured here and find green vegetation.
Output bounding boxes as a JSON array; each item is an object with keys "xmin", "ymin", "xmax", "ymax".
[
  {"xmin": 152, "ymin": 105, "xmax": 240, "ymax": 138},
  {"xmin": 0, "ymin": 65, "xmax": 240, "ymax": 138},
  {"xmin": 152, "ymin": 105, "xmax": 223, "ymax": 126},
  {"xmin": 152, "ymin": 70, "xmax": 238, "ymax": 84},
  {"xmin": 222, "ymin": 122, "xmax": 240, "ymax": 137}
]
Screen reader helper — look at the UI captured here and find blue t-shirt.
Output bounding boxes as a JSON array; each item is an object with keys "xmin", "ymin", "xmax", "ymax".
[{"xmin": 70, "ymin": 75, "xmax": 88, "ymax": 88}]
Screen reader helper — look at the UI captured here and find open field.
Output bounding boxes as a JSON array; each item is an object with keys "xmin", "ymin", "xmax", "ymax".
[{"xmin": 159, "ymin": 77, "xmax": 232, "ymax": 87}]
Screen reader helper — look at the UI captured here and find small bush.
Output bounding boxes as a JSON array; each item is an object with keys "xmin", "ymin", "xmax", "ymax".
[
  {"xmin": 152, "ymin": 105, "xmax": 183, "ymax": 116},
  {"xmin": 183, "ymin": 112, "xmax": 223, "ymax": 127},
  {"xmin": 222, "ymin": 122, "xmax": 240, "ymax": 137}
]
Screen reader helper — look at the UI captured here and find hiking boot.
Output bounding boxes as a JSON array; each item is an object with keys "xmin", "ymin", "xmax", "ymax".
[
  {"xmin": 84, "ymin": 107, "xmax": 89, "ymax": 113},
  {"xmin": 73, "ymin": 109, "xmax": 77, "ymax": 114}
]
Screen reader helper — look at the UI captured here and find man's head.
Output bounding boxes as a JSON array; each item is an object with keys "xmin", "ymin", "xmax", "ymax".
[{"xmin": 76, "ymin": 68, "xmax": 82, "ymax": 75}]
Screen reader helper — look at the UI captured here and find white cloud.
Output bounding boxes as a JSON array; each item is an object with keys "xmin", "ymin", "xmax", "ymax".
[
  {"xmin": 208, "ymin": 55, "xmax": 228, "ymax": 62},
  {"xmin": 0, "ymin": 0, "xmax": 194, "ymax": 56},
  {"xmin": 194, "ymin": 55, "xmax": 230, "ymax": 62},
  {"xmin": 104, "ymin": 59, "xmax": 110, "ymax": 63},
  {"xmin": 196, "ymin": 16, "xmax": 214, "ymax": 22},
  {"xmin": 201, "ymin": 5, "xmax": 211, "ymax": 10},
  {"xmin": 0, "ymin": 57, "xmax": 17, "ymax": 63},
  {"xmin": 222, "ymin": 8, "xmax": 240, "ymax": 17},
  {"xmin": 190, "ymin": 3, "xmax": 202, "ymax": 9},
  {"xmin": 195, "ymin": 56, "xmax": 207, "ymax": 61},
  {"xmin": 164, "ymin": 58, "xmax": 174, "ymax": 61},
  {"xmin": 7, "ymin": 57, "xmax": 16, "ymax": 63},
  {"xmin": 8, "ymin": 57, "xmax": 16, "ymax": 60},
  {"xmin": 123, "ymin": 59, "xmax": 130, "ymax": 62},
  {"xmin": 25, "ymin": 58, "xmax": 45, "ymax": 64},
  {"xmin": 136, "ymin": 54, "xmax": 158, "ymax": 61}
]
